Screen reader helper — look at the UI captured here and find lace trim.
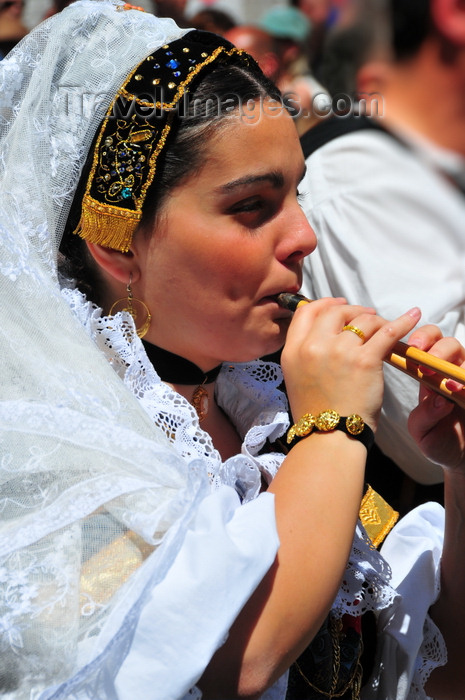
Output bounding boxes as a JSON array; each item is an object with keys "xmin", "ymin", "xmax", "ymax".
[
  {"xmin": 406, "ymin": 616, "xmax": 447, "ymax": 700},
  {"xmin": 409, "ymin": 571, "xmax": 447, "ymax": 700},
  {"xmin": 62, "ymin": 286, "xmax": 289, "ymax": 502},
  {"xmin": 62, "ymin": 286, "xmax": 400, "ymax": 620}
]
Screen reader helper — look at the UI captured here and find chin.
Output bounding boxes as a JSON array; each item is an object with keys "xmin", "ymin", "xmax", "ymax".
[
  {"xmin": 224, "ymin": 340, "xmax": 283, "ymax": 364},
  {"xmin": 222, "ymin": 320, "xmax": 289, "ymax": 364},
  {"xmin": 255, "ymin": 327, "xmax": 288, "ymax": 362},
  {"xmin": 269, "ymin": 318, "xmax": 290, "ymax": 347}
]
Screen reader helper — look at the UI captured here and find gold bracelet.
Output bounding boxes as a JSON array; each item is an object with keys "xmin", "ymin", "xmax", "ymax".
[{"xmin": 287, "ymin": 409, "xmax": 374, "ymax": 451}]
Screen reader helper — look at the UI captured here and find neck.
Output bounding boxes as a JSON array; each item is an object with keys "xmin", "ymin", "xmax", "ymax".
[
  {"xmin": 380, "ymin": 42, "xmax": 465, "ymax": 157},
  {"xmin": 142, "ymin": 340, "xmax": 223, "ymax": 423},
  {"xmin": 142, "ymin": 340, "xmax": 223, "ymax": 384},
  {"xmin": 0, "ymin": 17, "xmax": 26, "ymax": 40}
]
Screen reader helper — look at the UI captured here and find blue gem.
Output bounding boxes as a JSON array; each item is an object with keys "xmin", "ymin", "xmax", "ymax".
[
  {"xmin": 110, "ymin": 170, "xmax": 116, "ymax": 176},
  {"xmin": 153, "ymin": 63, "xmax": 160, "ymax": 69},
  {"xmin": 165, "ymin": 50, "xmax": 173, "ymax": 56},
  {"xmin": 173, "ymin": 70, "xmax": 181, "ymax": 77},
  {"xmin": 121, "ymin": 187, "xmax": 132, "ymax": 199},
  {"xmin": 166, "ymin": 59, "xmax": 179, "ymax": 70}
]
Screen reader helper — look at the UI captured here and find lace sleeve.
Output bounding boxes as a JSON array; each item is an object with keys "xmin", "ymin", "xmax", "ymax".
[{"xmin": 361, "ymin": 503, "xmax": 446, "ymax": 700}]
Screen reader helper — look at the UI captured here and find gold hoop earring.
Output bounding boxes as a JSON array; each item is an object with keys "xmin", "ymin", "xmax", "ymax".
[{"xmin": 109, "ymin": 279, "xmax": 152, "ymax": 339}]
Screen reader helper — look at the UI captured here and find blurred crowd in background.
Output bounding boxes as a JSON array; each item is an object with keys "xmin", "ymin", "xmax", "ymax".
[{"xmin": 0, "ymin": 0, "xmax": 366, "ymax": 137}]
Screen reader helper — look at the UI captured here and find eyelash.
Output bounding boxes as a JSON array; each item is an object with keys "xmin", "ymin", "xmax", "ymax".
[
  {"xmin": 227, "ymin": 187, "xmax": 306, "ymax": 227},
  {"xmin": 226, "ymin": 199, "xmax": 274, "ymax": 232},
  {"xmin": 229, "ymin": 198, "xmax": 263, "ymax": 213},
  {"xmin": 232, "ymin": 188, "xmax": 306, "ymax": 214}
]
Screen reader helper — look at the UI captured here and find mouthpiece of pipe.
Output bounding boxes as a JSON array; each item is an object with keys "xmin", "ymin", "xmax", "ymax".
[{"xmin": 275, "ymin": 292, "xmax": 311, "ymax": 311}]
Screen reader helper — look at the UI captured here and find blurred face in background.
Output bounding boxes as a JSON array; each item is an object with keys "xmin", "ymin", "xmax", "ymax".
[
  {"xmin": 0, "ymin": 0, "xmax": 24, "ymax": 18},
  {"xmin": 296, "ymin": 0, "xmax": 332, "ymax": 24}
]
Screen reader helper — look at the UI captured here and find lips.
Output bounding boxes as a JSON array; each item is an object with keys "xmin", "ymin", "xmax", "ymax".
[{"xmin": 264, "ymin": 287, "xmax": 301, "ymax": 303}]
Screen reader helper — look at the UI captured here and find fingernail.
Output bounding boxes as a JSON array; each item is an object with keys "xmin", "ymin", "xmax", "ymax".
[
  {"xmin": 406, "ymin": 307, "xmax": 421, "ymax": 320},
  {"xmin": 408, "ymin": 336, "xmax": 424, "ymax": 350},
  {"xmin": 445, "ymin": 379, "xmax": 464, "ymax": 392}
]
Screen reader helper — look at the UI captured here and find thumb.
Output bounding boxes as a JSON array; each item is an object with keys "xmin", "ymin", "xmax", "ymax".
[{"xmin": 408, "ymin": 390, "xmax": 455, "ymax": 443}]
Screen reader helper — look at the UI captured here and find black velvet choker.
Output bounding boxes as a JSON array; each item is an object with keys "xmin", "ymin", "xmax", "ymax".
[
  {"xmin": 142, "ymin": 340, "xmax": 222, "ymax": 384},
  {"xmin": 142, "ymin": 340, "xmax": 222, "ymax": 421}
]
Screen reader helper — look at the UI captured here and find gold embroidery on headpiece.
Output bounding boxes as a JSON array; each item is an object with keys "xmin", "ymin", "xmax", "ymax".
[
  {"xmin": 74, "ymin": 35, "xmax": 249, "ymax": 252},
  {"xmin": 116, "ymin": 3, "xmax": 146, "ymax": 11}
]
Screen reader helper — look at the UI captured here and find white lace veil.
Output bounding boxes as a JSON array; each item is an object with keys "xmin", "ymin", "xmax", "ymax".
[{"xmin": 0, "ymin": 2, "xmax": 212, "ymax": 697}]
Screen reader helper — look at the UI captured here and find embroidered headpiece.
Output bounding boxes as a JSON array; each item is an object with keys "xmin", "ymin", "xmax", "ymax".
[{"xmin": 74, "ymin": 30, "xmax": 250, "ymax": 252}]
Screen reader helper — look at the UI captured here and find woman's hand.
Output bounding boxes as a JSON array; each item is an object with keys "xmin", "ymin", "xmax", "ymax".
[
  {"xmin": 281, "ymin": 297, "xmax": 422, "ymax": 430},
  {"xmin": 407, "ymin": 325, "xmax": 465, "ymax": 471},
  {"xmin": 410, "ymin": 327, "xmax": 465, "ymax": 700}
]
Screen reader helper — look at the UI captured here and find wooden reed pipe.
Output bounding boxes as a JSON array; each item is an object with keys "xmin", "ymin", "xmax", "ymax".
[{"xmin": 276, "ymin": 293, "xmax": 465, "ymax": 409}]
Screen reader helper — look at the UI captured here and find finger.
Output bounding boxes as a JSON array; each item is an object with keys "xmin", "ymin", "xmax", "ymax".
[
  {"xmin": 426, "ymin": 337, "xmax": 465, "ymax": 363},
  {"xmin": 338, "ymin": 312, "xmax": 390, "ymax": 344},
  {"xmin": 408, "ymin": 390, "xmax": 455, "ymax": 443},
  {"xmin": 363, "ymin": 307, "xmax": 422, "ymax": 358},
  {"xmin": 408, "ymin": 324, "xmax": 443, "ymax": 351},
  {"xmin": 288, "ymin": 299, "xmax": 374, "ymax": 345},
  {"xmin": 285, "ymin": 298, "xmax": 345, "ymax": 348},
  {"xmin": 416, "ymin": 337, "xmax": 465, "ymax": 386},
  {"xmin": 341, "ymin": 324, "xmax": 366, "ymax": 342},
  {"xmin": 430, "ymin": 337, "xmax": 465, "ymax": 392}
]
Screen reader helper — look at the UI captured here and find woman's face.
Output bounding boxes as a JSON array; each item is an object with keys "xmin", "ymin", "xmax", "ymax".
[{"xmin": 133, "ymin": 103, "xmax": 316, "ymax": 370}]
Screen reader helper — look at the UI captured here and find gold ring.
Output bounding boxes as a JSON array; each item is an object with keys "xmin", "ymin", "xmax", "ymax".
[{"xmin": 342, "ymin": 324, "xmax": 365, "ymax": 341}]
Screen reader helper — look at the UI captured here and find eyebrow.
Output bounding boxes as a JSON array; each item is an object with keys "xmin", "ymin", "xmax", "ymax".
[{"xmin": 214, "ymin": 171, "xmax": 285, "ymax": 194}]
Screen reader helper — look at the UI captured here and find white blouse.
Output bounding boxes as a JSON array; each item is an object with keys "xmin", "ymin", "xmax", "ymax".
[{"xmin": 60, "ymin": 287, "xmax": 448, "ymax": 699}]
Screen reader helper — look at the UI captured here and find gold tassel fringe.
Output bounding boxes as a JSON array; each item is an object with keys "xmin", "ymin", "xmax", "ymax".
[{"xmin": 74, "ymin": 194, "xmax": 141, "ymax": 253}]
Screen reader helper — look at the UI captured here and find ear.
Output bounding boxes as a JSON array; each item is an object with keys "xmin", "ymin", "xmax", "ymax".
[
  {"xmin": 357, "ymin": 60, "xmax": 393, "ymax": 101},
  {"xmin": 260, "ymin": 51, "xmax": 281, "ymax": 80},
  {"xmin": 280, "ymin": 42, "xmax": 300, "ymax": 67},
  {"xmin": 85, "ymin": 241, "xmax": 140, "ymax": 284},
  {"xmin": 431, "ymin": 0, "xmax": 465, "ymax": 45}
]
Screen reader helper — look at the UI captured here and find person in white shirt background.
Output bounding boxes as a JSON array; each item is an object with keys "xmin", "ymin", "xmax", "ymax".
[{"xmin": 300, "ymin": 0, "xmax": 465, "ymax": 508}]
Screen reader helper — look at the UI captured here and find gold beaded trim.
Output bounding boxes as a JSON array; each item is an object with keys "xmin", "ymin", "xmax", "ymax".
[
  {"xmin": 116, "ymin": 3, "xmax": 146, "ymax": 11},
  {"xmin": 287, "ymin": 410, "xmax": 366, "ymax": 444},
  {"xmin": 345, "ymin": 414, "xmax": 365, "ymax": 436},
  {"xmin": 315, "ymin": 409, "xmax": 340, "ymax": 432},
  {"xmin": 118, "ymin": 45, "xmax": 245, "ymax": 110},
  {"xmin": 74, "ymin": 41, "xmax": 248, "ymax": 252}
]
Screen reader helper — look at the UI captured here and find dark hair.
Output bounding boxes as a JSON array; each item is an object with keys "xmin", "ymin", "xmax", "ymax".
[
  {"xmin": 389, "ymin": 0, "xmax": 431, "ymax": 60},
  {"xmin": 320, "ymin": 0, "xmax": 391, "ymax": 99},
  {"xmin": 320, "ymin": 21, "xmax": 380, "ymax": 99},
  {"xmin": 190, "ymin": 9, "xmax": 236, "ymax": 35},
  {"xmin": 139, "ymin": 62, "xmax": 280, "ymax": 229},
  {"xmin": 318, "ymin": 0, "xmax": 431, "ymax": 99},
  {"xmin": 60, "ymin": 53, "xmax": 281, "ymax": 305}
]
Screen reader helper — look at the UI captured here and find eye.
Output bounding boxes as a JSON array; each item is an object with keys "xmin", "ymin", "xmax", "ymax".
[
  {"xmin": 228, "ymin": 197, "xmax": 264, "ymax": 214},
  {"xmin": 226, "ymin": 196, "xmax": 277, "ymax": 228}
]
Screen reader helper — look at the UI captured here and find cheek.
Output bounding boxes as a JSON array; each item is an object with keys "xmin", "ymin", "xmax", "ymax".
[
  {"xmin": 183, "ymin": 242, "xmax": 268, "ymax": 302},
  {"xmin": 223, "ymin": 242, "xmax": 271, "ymax": 288},
  {"xmin": 150, "ymin": 212, "xmax": 272, "ymax": 303}
]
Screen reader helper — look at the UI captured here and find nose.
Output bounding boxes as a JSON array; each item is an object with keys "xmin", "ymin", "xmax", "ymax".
[{"xmin": 278, "ymin": 203, "xmax": 317, "ymax": 264}]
